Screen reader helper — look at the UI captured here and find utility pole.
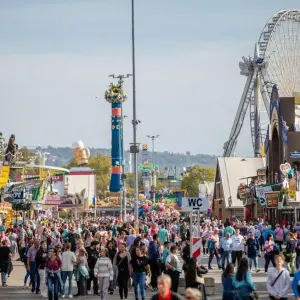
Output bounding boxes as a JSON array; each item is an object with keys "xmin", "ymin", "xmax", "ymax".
[
  {"xmin": 147, "ymin": 135, "xmax": 159, "ymax": 202},
  {"xmin": 109, "ymin": 74, "xmax": 131, "ymax": 222},
  {"xmin": 130, "ymin": 0, "xmax": 140, "ymax": 230}
]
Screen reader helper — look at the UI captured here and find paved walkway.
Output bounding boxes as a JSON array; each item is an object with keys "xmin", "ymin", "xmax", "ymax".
[{"xmin": 1, "ymin": 255, "xmax": 296, "ymax": 299}]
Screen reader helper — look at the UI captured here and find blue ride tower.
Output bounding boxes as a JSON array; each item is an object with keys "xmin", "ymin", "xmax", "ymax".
[{"xmin": 105, "ymin": 82, "xmax": 127, "ymax": 192}]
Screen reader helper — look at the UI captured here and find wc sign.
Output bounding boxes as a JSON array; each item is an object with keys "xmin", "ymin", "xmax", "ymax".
[{"xmin": 181, "ymin": 197, "xmax": 209, "ymax": 212}]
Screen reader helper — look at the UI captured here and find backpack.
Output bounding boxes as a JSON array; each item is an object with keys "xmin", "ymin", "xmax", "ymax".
[{"xmin": 208, "ymin": 240, "xmax": 216, "ymax": 250}]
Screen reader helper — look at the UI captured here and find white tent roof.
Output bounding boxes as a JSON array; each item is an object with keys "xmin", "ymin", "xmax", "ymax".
[{"xmin": 216, "ymin": 157, "xmax": 266, "ymax": 208}]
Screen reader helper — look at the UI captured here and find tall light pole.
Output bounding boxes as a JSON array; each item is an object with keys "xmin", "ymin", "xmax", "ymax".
[
  {"xmin": 108, "ymin": 74, "xmax": 131, "ymax": 221},
  {"xmin": 147, "ymin": 135, "xmax": 159, "ymax": 201},
  {"xmin": 130, "ymin": 0, "xmax": 140, "ymax": 228}
]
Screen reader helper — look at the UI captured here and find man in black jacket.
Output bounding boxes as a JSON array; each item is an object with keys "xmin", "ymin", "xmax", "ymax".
[
  {"xmin": 86, "ymin": 241, "xmax": 100, "ymax": 295},
  {"xmin": 35, "ymin": 241, "xmax": 48, "ymax": 298},
  {"xmin": 67, "ymin": 228, "xmax": 80, "ymax": 252},
  {"xmin": 151, "ymin": 275, "xmax": 183, "ymax": 300},
  {"xmin": 181, "ymin": 240, "xmax": 190, "ymax": 274}
]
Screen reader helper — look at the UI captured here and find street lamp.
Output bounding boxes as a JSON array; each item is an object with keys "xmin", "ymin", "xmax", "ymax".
[
  {"xmin": 146, "ymin": 135, "xmax": 159, "ymax": 201},
  {"xmin": 130, "ymin": 0, "xmax": 140, "ymax": 228}
]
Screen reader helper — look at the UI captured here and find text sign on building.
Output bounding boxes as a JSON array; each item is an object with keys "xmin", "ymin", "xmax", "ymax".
[{"xmin": 181, "ymin": 197, "xmax": 209, "ymax": 212}]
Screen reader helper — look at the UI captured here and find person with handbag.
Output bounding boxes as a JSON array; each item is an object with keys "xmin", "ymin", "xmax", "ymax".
[
  {"xmin": 284, "ymin": 232, "xmax": 297, "ymax": 276},
  {"xmin": 267, "ymin": 254, "xmax": 290, "ymax": 300},
  {"xmin": 113, "ymin": 243, "xmax": 131, "ymax": 300},
  {"xmin": 165, "ymin": 245, "xmax": 181, "ymax": 293}
]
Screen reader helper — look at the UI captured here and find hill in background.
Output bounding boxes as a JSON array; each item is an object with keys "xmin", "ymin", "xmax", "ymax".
[{"xmin": 37, "ymin": 146, "xmax": 217, "ymax": 171}]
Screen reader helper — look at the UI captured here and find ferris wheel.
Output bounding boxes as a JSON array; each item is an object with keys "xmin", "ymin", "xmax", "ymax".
[{"xmin": 223, "ymin": 9, "xmax": 300, "ymax": 157}]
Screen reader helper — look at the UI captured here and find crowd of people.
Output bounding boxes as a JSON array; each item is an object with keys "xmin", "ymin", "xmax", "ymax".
[{"xmin": 1, "ymin": 216, "xmax": 300, "ymax": 299}]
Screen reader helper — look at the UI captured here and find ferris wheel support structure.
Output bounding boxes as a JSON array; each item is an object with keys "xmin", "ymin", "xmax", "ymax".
[{"xmin": 223, "ymin": 9, "xmax": 300, "ymax": 157}]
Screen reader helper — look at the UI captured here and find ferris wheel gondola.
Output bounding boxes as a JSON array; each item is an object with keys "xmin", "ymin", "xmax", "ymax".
[{"xmin": 223, "ymin": 9, "xmax": 300, "ymax": 157}]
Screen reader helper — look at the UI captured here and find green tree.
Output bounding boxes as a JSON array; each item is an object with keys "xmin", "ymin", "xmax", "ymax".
[
  {"xmin": 65, "ymin": 156, "xmax": 78, "ymax": 169},
  {"xmin": 181, "ymin": 165, "xmax": 215, "ymax": 196},
  {"xmin": 125, "ymin": 172, "xmax": 143, "ymax": 197},
  {"xmin": 18, "ymin": 147, "xmax": 36, "ymax": 161},
  {"xmin": 88, "ymin": 154, "xmax": 111, "ymax": 195}
]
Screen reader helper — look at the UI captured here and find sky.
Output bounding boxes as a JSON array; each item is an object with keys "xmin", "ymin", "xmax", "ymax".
[{"xmin": 0, "ymin": 0, "xmax": 298, "ymax": 156}]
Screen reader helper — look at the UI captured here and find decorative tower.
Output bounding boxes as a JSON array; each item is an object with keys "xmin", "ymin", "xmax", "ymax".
[{"xmin": 105, "ymin": 82, "xmax": 127, "ymax": 192}]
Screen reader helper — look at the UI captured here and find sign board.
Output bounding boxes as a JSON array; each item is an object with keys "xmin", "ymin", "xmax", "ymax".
[
  {"xmin": 12, "ymin": 191, "xmax": 24, "ymax": 201},
  {"xmin": 265, "ymin": 191, "xmax": 279, "ymax": 208},
  {"xmin": 181, "ymin": 197, "xmax": 209, "ymax": 212}
]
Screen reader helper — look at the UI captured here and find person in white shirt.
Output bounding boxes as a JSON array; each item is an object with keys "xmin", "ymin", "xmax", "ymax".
[
  {"xmin": 231, "ymin": 229, "xmax": 245, "ymax": 268},
  {"xmin": 267, "ymin": 254, "xmax": 290, "ymax": 300},
  {"xmin": 61, "ymin": 243, "xmax": 77, "ymax": 298}
]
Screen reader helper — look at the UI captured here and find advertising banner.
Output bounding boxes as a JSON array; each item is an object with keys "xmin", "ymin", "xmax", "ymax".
[
  {"xmin": 265, "ymin": 191, "xmax": 280, "ymax": 208},
  {"xmin": 256, "ymin": 186, "xmax": 273, "ymax": 206}
]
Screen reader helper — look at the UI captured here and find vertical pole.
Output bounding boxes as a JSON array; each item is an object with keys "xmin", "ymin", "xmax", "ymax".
[
  {"xmin": 152, "ymin": 137, "xmax": 155, "ymax": 202},
  {"xmin": 254, "ymin": 77, "xmax": 261, "ymax": 157},
  {"xmin": 131, "ymin": 0, "xmax": 139, "ymax": 228},
  {"xmin": 94, "ymin": 175, "xmax": 97, "ymax": 219},
  {"xmin": 190, "ymin": 211, "xmax": 193, "ymax": 258},
  {"xmin": 197, "ymin": 210, "xmax": 200, "ymax": 235}
]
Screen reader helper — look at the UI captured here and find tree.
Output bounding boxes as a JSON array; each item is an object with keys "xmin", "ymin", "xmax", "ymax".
[
  {"xmin": 181, "ymin": 165, "xmax": 215, "ymax": 197},
  {"xmin": 88, "ymin": 154, "xmax": 111, "ymax": 195},
  {"xmin": 125, "ymin": 172, "xmax": 143, "ymax": 197},
  {"xmin": 18, "ymin": 147, "xmax": 36, "ymax": 162},
  {"xmin": 65, "ymin": 156, "xmax": 78, "ymax": 169}
]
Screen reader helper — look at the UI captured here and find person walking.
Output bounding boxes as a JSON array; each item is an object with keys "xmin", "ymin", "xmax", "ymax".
[
  {"xmin": 76, "ymin": 247, "xmax": 89, "ymax": 297},
  {"xmin": 61, "ymin": 242, "xmax": 76, "ymax": 298},
  {"xmin": 0, "ymin": 240, "xmax": 12, "ymax": 287},
  {"xmin": 267, "ymin": 255, "xmax": 290, "ymax": 300},
  {"xmin": 207, "ymin": 229, "xmax": 221, "ymax": 270},
  {"xmin": 284, "ymin": 232, "xmax": 297, "ymax": 276},
  {"xmin": 274, "ymin": 224, "xmax": 284, "ymax": 252},
  {"xmin": 232, "ymin": 258, "xmax": 256, "ymax": 299},
  {"xmin": 113, "ymin": 243, "xmax": 131, "ymax": 300},
  {"xmin": 221, "ymin": 263, "xmax": 234, "ymax": 300},
  {"xmin": 35, "ymin": 241, "xmax": 48, "ymax": 298},
  {"xmin": 246, "ymin": 232, "xmax": 260, "ymax": 273},
  {"xmin": 130, "ymin": 247, "xmax": 151, "ymax": 300},
  {"xmin": 94, "ymin": 248, "xmax": 114, "ymax": 300},
  {"xmin": 148, "ymin": 234, "xmax": 161, "ymax": 290},
  {"xmin": 231, "ymin": 229, "xmax": 244, "ymax": 268},
  {"xmin": 27, "ymin": 239, "xmax": 40, "ymax": 294},
  {"xmin": 46, "ymin": 247, "xmax": 62, "ymax": 300},
  {"xmin": 86, "ymin": 241, "xmax": 100, "ymax": 296},
  {"xmin": 150, "ymin": 274, "xmax": 183, "ymax": 300},
  {"xmin": 165, "ymin": 245, "xmax": 181, "ymax": 293},
  {"xmin": 264, "ymin": 234, "xmax": 276, "ymax": 273},
  {"xmin": 220, "ymin": 233, "xmax": 233, "ymax": 271}
]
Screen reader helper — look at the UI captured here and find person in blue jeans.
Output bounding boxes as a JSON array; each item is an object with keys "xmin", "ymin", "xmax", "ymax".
[
  {"xmin": 27, "ymin": 240, "xmax": 40, "ymax": 294},
  {"xmin": 220, "ymin": 233, "xmax": 233, "ymax": 271},
  {"xmin": 61, "ymin": 243, "xmax": 76, "ymax": 297},
  {"xmin": 46, "ymin": 248, "xmax": 62, "ymax": 300},
  {"xmin": 130, "ymin": 248, "xmax": 151, "ymax": 300}
]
